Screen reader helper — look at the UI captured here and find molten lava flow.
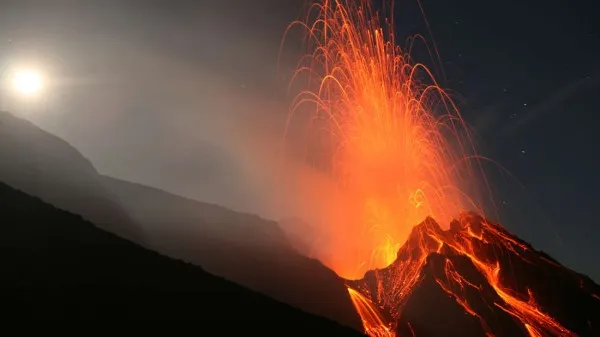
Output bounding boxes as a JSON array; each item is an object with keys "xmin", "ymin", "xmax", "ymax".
[
  {"xmin": 282, "ymin": 1, "xmax": 579, "ymax": 336},
  {"xmin": 348, "ymin": 214, "xmax": 577, "ymax": 336},
  {"xmin": 347, "ymin": 287, "xmax": 393, "ymax": 337}
]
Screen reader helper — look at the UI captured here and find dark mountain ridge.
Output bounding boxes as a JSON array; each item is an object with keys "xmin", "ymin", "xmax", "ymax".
[
  {"xmin": 101, "ymin": 175, "xmax": 361, "ymax": 328},
  {"xmin": 0, "ymin": 180, "xmax": 363, "ymax": 334},
  {"xmin": 0, "ymin": 111, "xmax": 361, "ymax": 329},
  {"xmin": 0, "ymin": 111, "xmax": 139, "ymax": 241}
]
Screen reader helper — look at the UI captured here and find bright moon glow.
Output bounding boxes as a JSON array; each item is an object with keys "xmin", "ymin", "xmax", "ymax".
[{"xmin": 12, "ymin": 70, "xmax": 43, "ymax": 96}]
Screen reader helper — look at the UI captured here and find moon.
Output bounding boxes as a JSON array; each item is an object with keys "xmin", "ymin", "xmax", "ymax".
[{"xmin": 12, "ymin": 70, "xmax": 44, "ymax": 96}]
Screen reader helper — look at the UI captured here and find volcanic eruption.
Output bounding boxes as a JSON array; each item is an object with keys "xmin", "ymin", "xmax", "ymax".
[
  {"xmin": 280, "ymin": 0, "xmax": 600, "ymax": 336},
  {"xmin": 281, "ymin": 0, "xmax": 487, "ymax": 279}
]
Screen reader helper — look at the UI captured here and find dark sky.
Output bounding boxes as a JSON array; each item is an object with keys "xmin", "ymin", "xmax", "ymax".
[
  {"xmin": 0, "ymin": 0, "xmax": 598, "ymax": 281},
  {"xmin": 409, "ymin": 0, "xmax": 600, "ymax": 282}
]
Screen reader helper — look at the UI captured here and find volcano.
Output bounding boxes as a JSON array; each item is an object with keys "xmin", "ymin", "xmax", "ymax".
[{"xmin": 346, "ymin": 213, "xmax": 600, "ymax": 337}]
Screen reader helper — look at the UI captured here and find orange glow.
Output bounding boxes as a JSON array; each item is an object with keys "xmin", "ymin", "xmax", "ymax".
[
  {"xmin": 347, "ymin": 287, "xmax": 393, "ymax": 337},
  {"xmin": 280, "ymin": 1, "xmax": 582, "ymax": 336},
  {"xmin": 348, "ymin": 213, "xmax": 577, "ymax": 336},
  {"xmin": 442, "ymin": 215, "xmax": 574, "ymax": 337},
  {"xmin": 282, "ymin": 0, "xmax": 484, "ymax": 280}
]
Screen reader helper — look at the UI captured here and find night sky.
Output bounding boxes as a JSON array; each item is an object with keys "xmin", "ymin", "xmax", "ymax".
[
  {"xmin": 0, "ymin": 0, "xmax": 598, "ymax": 281},
  {"xmin": 409, "ymin": 0, "xmax": 600, "ymax": 282}
]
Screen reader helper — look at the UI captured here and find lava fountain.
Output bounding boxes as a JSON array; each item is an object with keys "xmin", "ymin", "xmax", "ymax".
[
  {"xmin": 281, "ymin": 0, "xmax": 485, "ymax": 280},
  {"xmin": 279, "ymin": 1, "xmax": 581, "ymax": 336}
]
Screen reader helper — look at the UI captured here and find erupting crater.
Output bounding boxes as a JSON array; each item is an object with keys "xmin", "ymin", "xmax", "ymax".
[
  {"xmin": 280, "ymin": 1, "xmax": 600, "ymax": 336},
  {"xmin": 345, "ymin": 213, "xmax": 600, "ymax": 337}
]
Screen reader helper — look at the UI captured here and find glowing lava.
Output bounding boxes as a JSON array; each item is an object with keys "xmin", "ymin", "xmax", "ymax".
[
  {"xmin": 282, "ymin": 0, "xmax": 483, "ymax": 280},
  {"xmin": 346, "ymin": 213, "xmax": 577, "ymax": 336},
  {"xmin": 347, "ymin": 287, "xmax": 393, "ymax": 337},
  {"xmin": 280, "ymin": 1, "xmax": 587, "ymax": 336}
]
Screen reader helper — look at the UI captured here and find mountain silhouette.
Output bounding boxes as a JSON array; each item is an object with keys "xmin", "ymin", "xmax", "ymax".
[
  {"xmin": 101, "ymin": 176, "xmax": 361, "ymax": 328},
  {"xmin": 347, "ymin": 213, "xmax": 600, "ymax": 337},
  {"xmin": 0, "ymin": 181, "xmax": 363, "ymax": 334},
  {"xmin": 0, "ymin": 111, "xmax": 139, "ymax": 241},
  {"xmin": 0, "ymin": 111, "xmax": 361, "ymax": 329}
]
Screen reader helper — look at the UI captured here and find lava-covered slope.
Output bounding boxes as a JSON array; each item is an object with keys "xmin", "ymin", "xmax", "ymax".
[{"xmin": 347, "ymin": 213, "xmax": 600, "ymax": 337}]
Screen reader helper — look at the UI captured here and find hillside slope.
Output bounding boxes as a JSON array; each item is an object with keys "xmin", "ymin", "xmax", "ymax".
[
  {"xmin": 0, "ymin": 111, "xmax": 139, "ymax": 241},
  {"xmin": 102, "ymin": 176, "xmax": 362, "ymax": 329},
  {"xmin": 0, "ymin": 111, "xmax": 362, "ymax": 329},
  {"xmin": 0, "ymin": 181, "xmax": 363, "ymax": 334}
]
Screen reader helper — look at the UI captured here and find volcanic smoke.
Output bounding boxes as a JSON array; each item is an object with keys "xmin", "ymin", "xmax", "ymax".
[{"xmin": 279, "ymin": 1, "xmax": 592, "ymax": 336}]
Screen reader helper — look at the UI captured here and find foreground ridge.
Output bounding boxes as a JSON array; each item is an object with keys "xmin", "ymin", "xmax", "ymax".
[
  {"xmin": 0, "ymin": 181, "xmax": 363, "ymax": 335},
  {"xmin": 346, "ymin": 213, "xmax": 600, "ymax": 337}
]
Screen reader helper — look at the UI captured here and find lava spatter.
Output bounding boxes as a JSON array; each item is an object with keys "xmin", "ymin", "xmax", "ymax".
[
  {"xmin": 281, "ymin": 1, "xmax": 599, "ymax": 336},
  {"xmin": 282, "ymin": 0, "xmax": 484, "ymax": 280}
]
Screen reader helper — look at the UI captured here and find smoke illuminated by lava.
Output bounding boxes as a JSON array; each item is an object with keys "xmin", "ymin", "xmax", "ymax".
[
  {"xmin": 280, "ymin": 1, "xmax": 584, "ymax": 336},
  {"xmin": 281, "ymin": 0, "xmax": 485, "ymax": 280}
]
